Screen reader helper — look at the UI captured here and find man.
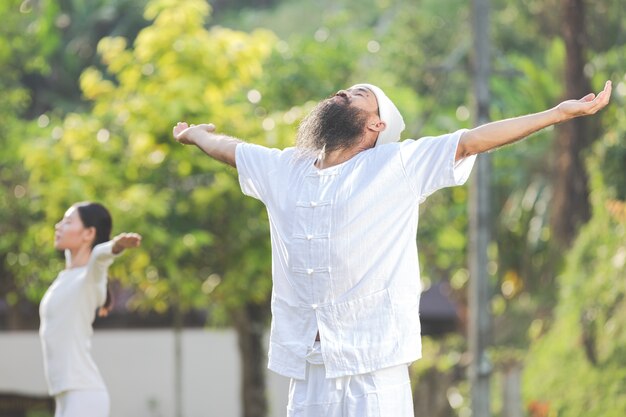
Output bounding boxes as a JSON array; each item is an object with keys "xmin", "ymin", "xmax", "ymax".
[{"xmin": 173, "ymin": 81, "xmax": 611, "ymax": 417}]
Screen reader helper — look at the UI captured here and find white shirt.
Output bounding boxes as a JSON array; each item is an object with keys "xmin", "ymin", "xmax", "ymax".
[
  {"xmin": 39, "ymin": 241, "xmax": 117, "ymax": 395},
  {"xmin": 236, "ymin": 130, "xmax": 476, "ymax": 379}
]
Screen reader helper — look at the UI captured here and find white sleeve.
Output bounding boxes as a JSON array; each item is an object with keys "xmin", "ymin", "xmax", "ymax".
[
  {"xmin": 399, "ymin": 129, "xmax": 476, "ymax": 202},
  {"xmin": 86, "ymin": 241, "xmax": 119, "ymax": 284},
  {"xmin": 236, "ymin": 142, "xmax": 286, "ymax": 203}
]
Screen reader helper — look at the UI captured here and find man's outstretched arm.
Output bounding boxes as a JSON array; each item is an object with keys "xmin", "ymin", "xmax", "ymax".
[
  {"xmin": 173, "ymin": 122, "xmax": 242, "ymax": 168},
  {"xmin": 456, "ymin": 80, "xmax": 612, "ymax": 161}
]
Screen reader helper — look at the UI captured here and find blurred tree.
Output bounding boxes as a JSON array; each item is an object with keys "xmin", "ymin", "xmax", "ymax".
[
  {"xmin": 550, "ymin": 0, "xmax": 596, "ymax": 248},
  {"xmin": 24, "ymin": 0, "xmax": 150, "ymax": 116},
  {"xmin": 211, "ymin": 0, "xmax": 280, "ymax": 17},
  {"xmin": 19, "ymin": 0, "xmax": 277, "ymax": 415},
  {"xmin": 523, "ymin": 108, "xmax": 626, "ymax": 416},
  {"xmin": 487, "ymin": 0, "xmax": 624, "ymax": 355},
  {"xmin": 0, "ymin": 0, "xmax": 60, "ymax": 329}
]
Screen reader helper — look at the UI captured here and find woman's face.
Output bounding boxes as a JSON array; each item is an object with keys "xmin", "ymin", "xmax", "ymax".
[{"xmin": 54, "ymin": 207, "xmax": 91, "ymax": 250}]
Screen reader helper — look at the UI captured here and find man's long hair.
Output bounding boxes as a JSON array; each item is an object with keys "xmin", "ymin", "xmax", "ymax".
[{"xmin": 295, "ymin": 97, "xmax": 370, "ymax": 159}]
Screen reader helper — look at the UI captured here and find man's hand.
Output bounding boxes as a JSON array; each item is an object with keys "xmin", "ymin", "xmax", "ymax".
[
  {"xmin": 555, "ymin": 80, "xmax": 612, "ymax": 121},
  {"xmin": 112, "ymin": 233, "xmax": 142, "ymax": 254},
  {"xmin": 173, "ymin": 122, "xmax": 216, "ymax": 146},
  {"xmin": 172, "ymin": 121, "xmax": 241, "ymax": 167}
]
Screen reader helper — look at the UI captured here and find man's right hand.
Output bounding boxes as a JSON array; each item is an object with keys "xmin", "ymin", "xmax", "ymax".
[
  {"xmin": 172, "ymin": 122, "xmax": 241, "ymax": 168},
  {"xmin": 173, "ymin": 122, "xmax": 216, "ymax": 145}
]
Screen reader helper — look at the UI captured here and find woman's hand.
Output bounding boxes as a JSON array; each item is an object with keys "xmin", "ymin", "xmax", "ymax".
[{"xmin": 112, "ymin": 233, "xmax": 142, "ymax": 254}]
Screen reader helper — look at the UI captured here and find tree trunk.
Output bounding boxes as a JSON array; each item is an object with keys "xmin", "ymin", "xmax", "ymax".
[
  {"xmin": 469, "ymin": 0, "xmax": 493, "ymax": 415},
  {"xmin": 232, "ymin": 303, "xmax": 269, "ymax": 417},
  {"xmin": 551, "ymin": 0, "xmax": 596, "ymax": 247},
  {"xmin": 165, "ymin": 262, "xmax": 185, "ymax": 417},
  {"xmin": 502, "ymin": 362, "xmax": 523, "ymax": 417},
  {"xmin": 413, "ymin": 367, "xmax": 457, "ymax": 417}
]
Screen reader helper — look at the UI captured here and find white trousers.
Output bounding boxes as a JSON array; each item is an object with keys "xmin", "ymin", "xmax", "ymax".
[
  {"xmin": 54, "ymin": 389, "xmax": 110, "ymax": 417},
  {"xmin": 287, "ymin": 343, "xmax": 414, "ymax": 417}
]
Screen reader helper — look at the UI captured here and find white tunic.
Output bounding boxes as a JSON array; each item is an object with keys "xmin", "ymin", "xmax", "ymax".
[
  {"xmin": 236, "ymin": 130, "xmax": 476, "ymax": 379},
  {"xmin": 39, "ymin": 241, "xmax": 117, "ymax": 396}
]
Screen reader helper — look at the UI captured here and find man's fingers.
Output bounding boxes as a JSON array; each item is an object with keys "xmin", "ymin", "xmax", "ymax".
[
  {"xmin": 580, "ymin": 93, "xmax": 596, "ymax": 102},
  {"xmin": 599, "ymin": 81, "xmax": 612, "ymax": 102},
  {"xmin": 595, "ymin": 81, "xmax": 612, "ymax": 103},
  {"xmin": 574, "ymin": 81, "xmax": 612, "ymax": 114},
  {"xmin": 173, "ymin": 122, "xmax": 215, "ymax": 142},
  {"xmin": 199, "ymin": 123, "xmax": 216, "ymax": 132},
  {"xmin": 590, "ymin": 82, "xmax": 612, "ymax": 112},
  {"xmin": 173, "ymin": 123, "xmax": 186, "ymax": 138}
]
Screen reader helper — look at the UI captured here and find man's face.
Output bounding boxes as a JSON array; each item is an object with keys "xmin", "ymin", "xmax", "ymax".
[
  {"xmin": 296, "ymin": 87, "xmax": 380, "ymax": 155},
  {"xmin": 334, "ymin": 86, "xmax": 379, "ymax": 115}
]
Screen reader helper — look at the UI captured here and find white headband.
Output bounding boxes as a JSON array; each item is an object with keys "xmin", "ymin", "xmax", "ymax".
[{"xmin": 350, "ymin": 83, "xmax": 405, "ymax": 145}]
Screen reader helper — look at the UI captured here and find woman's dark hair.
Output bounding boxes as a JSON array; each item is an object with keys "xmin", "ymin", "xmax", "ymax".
[
  {"xmin": 74, "ymin": 202, "xmax": 114, "ymax": 314},
  {"xmin": 74, "ymin": 202, "xmax": 112, "ymax": 249}
]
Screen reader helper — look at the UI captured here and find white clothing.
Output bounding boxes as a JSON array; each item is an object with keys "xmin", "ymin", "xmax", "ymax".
[
  {"xmin": 39, "ymin": 241, "xmax": 118, "ymax": 396},
  {"xmin": 236, "ymin": 130, "xmax": 476, "ymax": 379},
  {"xmin": 54, "ymin": 389, "xmax": 110, "ymax": 417},
  {"xmin": 287, "ymin": 343, "xmax": 414, "ymax": 417}
]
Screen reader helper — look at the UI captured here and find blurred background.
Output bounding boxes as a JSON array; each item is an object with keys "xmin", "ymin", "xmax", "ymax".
[{"xmin": 0, "ymin": 0, "xmax": 624, "ymax": 416}]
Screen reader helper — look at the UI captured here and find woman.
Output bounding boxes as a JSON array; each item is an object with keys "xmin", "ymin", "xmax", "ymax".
[{"xmin": 39, "ymin": 202, "xmax": 141, "ymax": 417}]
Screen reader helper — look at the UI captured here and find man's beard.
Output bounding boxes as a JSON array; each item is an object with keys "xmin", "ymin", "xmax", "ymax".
[{"xmin": 295, "ymin": 97, "xmax": 370, "ymax": 158}]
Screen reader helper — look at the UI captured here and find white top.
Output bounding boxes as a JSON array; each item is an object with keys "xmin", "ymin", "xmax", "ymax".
[
  {"xmin": 236, "ymin": 129, "xmax": 476, "ymax": 379},
  {"xmin": 39, "ymin": 241, "xmax": 118, "ymax": 395}
]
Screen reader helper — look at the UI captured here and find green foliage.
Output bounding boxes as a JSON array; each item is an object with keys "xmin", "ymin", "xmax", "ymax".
[
  {"xmin": 27, "ymin": 0, "xmax": 150, "ymax": 114},
  {"xmin": 376, "ymin": 0, "xmax": 472, "ymax": 138},
  {"xmin": 0, "ymin": 0, "xmax": 63, "ymax": 313},
  {"xmin": 485, "ymin": 42, "xmax": 566, "ymax": 329},
  {"xmin": 258, "ymin": 32, "xmax": 366, "ymax": 110},
  {"xmin": 17, "ymin": 0, "xmax": 279, "ymax": 323},
  {"xmin": 0, "ymin": 0, "xmax": 56, "ymax": 119},
  {"xmin": 410, "ymin": 335, "xmax": 469, "ymax": 416},
  {"xmin": 522, "ymin": 111, "xmax": 626, "ymax": 416}
]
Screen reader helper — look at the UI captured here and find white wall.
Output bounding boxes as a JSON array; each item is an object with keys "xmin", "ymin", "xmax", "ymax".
[{"xmin": 0, "ymin": 329, "xmax": 289, "ymax": 417}]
